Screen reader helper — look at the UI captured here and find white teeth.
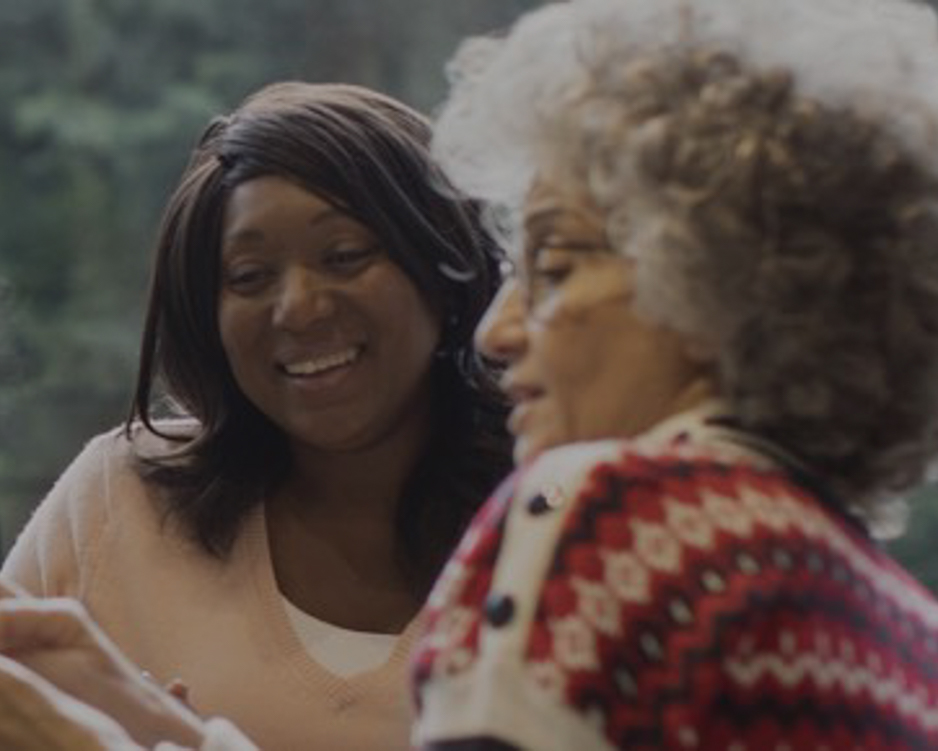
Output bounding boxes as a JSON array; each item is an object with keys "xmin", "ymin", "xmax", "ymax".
[{"xmin": 283, "ymin": 348, "xmax": 360, "ymax": 377}]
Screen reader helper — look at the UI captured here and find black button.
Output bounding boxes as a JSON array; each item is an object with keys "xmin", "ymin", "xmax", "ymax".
[
  {"xmin": 527, "ymin": 493, "xmax": 552, "ymax": 515},
  {"xmin": 484, "ymin": 593, "xmax": 515, "ymax": 627}
]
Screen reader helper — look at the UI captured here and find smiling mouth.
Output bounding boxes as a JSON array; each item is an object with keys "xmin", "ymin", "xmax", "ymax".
[
  {"xmin": 503, "ymin": 379, "xmax": 545, "ymax": 406},
  {"xmin": 280, "ymin": 346, "xmax": 362, "ymax": 378},
  {"xmin": 504, "ymin": 383, "xmax": 546, "ymax": 435}
]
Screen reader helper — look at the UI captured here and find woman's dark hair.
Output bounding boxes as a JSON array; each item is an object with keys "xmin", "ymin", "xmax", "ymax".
[{"xmin": 129, "ymin": 82, "xmax": 512, "ymax": 584}]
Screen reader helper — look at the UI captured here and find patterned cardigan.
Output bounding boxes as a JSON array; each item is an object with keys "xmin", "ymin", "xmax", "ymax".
[{"xmin": 411, "ymin": 405, "xmax": 938, "ymax": 751}]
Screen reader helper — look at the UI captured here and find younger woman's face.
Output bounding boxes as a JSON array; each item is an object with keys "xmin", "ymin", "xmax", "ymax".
[
  {"xmin": 218, "ymin": 175, "xmax": 441, "ymax": 455},
  {"xmin": 475, "ymin": 172, "xmax": 714, "ymax": 464}
]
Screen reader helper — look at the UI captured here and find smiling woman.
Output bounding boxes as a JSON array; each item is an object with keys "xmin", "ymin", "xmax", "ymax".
[
  {"xmin": 218, "ymin": 177, "xmax": 442, "ymax": 459},
  {"xmin": 0, "ymin": 82, "xmax": 513, "ymax": 750}
]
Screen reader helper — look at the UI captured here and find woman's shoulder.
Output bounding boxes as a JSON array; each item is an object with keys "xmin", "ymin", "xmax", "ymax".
[
  {"xmin": 124, "ymin": 417, "xmax": 201, "ymax": 459},
  {"xmin": 0, "ymin": 421, "xmax": 203, "ymax": 591},
  {"xmin": 63, "ymin": 418, "xmax": 205, "ymax": 531},
  {"xmin": 513, "ymin": 434, "xmax": 819, "ymax": 545},
  {"xmin": 61, "ymin": 418, "xmax": 199, "ymax": 474},
  {"xmin": 514, "ymin": 437, "xmax": 721, "ymax": 501}
]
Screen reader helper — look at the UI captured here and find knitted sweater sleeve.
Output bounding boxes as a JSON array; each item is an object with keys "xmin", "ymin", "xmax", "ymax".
[{"xmin": 1, "ymin": 429, "xmax": 122, "ymax": 598}]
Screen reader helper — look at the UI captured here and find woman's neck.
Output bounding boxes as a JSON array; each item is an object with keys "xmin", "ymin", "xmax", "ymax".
[
  {"xmin": 263, "ymin": 398, "xmax": 436, "ymax": 631},
  {"xmin": 284, "ymin": 394, "xmax": 434, "ymax": 522}
]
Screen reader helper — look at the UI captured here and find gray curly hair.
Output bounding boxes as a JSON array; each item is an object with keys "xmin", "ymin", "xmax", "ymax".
[{"xmin": 432, "ymin": 0, "xmax": 938, "ymax": 534}]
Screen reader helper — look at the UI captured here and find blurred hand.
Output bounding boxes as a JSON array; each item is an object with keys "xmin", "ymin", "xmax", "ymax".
[
  {"xmin": 0, "ymin": 597, "xmax": 205, "ymax": 749},
  {"xmin": 0, "ymin": 652, "xmax": 143, "ymax": 751}
]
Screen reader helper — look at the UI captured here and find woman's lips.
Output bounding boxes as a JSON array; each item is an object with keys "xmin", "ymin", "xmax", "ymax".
[
  {"xmin": 280, "ymin": 345, "xmax": 362, "ymax": 377},
  {"xmin": 504, "ymin": 383, "xmax": 546, "ymax": 436},
  {"xmin": 277, "ymin": 345, "xmax": 365, "ymax": 396}
]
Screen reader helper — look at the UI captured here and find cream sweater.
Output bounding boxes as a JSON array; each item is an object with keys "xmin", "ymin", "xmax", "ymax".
[{"xmin": 1, "ymin": 427, "xmax": 420, "ymax": 751}]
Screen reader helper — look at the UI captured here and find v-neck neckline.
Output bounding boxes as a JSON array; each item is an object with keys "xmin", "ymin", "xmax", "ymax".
[{"xmin": 242, "ymin": 505, "xmax": 424, "ymax": 705}]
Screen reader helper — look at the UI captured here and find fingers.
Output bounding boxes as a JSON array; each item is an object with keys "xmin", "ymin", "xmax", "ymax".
[
  {"xmin": 0, "ymin": 598, "xmax": 97, "ymax": 655},
  {"xmin": 0, "ymin": 601, "xmax": 205, "ymax": 748},
  {"xmin": 144, "ymin": 672, "xmax": 190, "ymax": 705},
  {"xmin": 0, "ymin": 652, "xmax": 58, "ymax": 718},
  {"xmin": 0, "ymin": 654, "xmax": 140, "ymax": 751},
  {"xmin": 0, "ymin": 597, "xmax": 146, "ymax": 693}
]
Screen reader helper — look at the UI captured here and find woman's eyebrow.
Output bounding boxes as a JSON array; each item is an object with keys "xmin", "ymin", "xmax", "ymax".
[
  {"xmin": 524, "ymin": 223, "xmax": 607, "ymax": 255},
  {"xmin": 523, "ymin": 206, "xmax": 565, "ymax": 238},
  {"xmin": 221, "ymin": 208, "xmax": 364, "ymax": 255}
]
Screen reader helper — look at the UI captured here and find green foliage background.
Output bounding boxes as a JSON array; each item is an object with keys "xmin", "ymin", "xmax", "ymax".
[{"xmin": 1, "ymin": 0, "xmax": 937, "ymax": 594}]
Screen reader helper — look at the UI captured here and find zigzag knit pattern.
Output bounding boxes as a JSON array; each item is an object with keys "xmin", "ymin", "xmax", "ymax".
[{"xmin": 413, "ymin": 436, "xmax": 938, "ymax": 751}]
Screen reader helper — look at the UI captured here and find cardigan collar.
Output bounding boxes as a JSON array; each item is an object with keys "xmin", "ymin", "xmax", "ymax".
[{"xmin": 633, "ymin": 399, "xmax": 871, "ymax": 538}]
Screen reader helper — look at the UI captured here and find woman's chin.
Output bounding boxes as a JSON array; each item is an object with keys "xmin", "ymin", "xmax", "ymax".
[
  {"xmin": 512, "ymin": 433, "xmax": 562, "ymax": 467},
  {"xmin": 512, "ymin": 435, "xmax": 538, "ymax": 466}
]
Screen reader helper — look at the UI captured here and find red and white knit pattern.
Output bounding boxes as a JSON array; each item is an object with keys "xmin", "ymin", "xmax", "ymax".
[{"xmin": 411, "ymin": 409, "xmax": 938, "ymax": 751}]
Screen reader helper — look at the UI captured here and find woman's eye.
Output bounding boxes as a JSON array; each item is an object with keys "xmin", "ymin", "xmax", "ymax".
[
  {"xmin": 523, "ymin": 251, "xmax": 577, "ymax": 308},
  {"xmin": 529, "ymin": 245, "xmax": 578, "ymax": 285},
  {"xmin": 223, "ymin": 265, "xmax": 273, "ymax": 293},
  {"xmin": 523, "ymin": 237, "xmax": 610, "ymax": 306},
  {"xmin": 322, "ymin": 245, "xmax": 379, "ymax": 273},
  {"xmin": 532, "ymin": 257, "xmax": 574, "ymax": 285}
]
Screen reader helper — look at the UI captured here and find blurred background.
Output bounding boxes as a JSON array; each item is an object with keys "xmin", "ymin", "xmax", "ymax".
[{"xmin": 2, "ymin": 0, "xmax": 938, "ymax": 592}]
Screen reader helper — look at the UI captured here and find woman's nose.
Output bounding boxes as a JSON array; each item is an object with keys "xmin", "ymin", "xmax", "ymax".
[
  {"xmin": 272, "ymin": 268, "xmax": 338, "ymax": 331},
  {"xmin": 474, "ymin": 278, "xmax": 526, "ymax": 362}
]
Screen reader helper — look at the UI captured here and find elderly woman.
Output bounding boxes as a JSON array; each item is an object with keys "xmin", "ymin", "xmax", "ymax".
[{"xmin": 411, "ymin": 0, "xmax": 938, "ymax": 749}]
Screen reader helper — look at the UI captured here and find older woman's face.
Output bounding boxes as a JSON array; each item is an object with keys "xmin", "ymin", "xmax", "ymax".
[{"xmin": 475, "ymin": 174, "xmax": 714, "ymax": 463}]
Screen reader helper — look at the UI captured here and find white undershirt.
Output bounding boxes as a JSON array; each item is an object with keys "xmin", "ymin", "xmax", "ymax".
[{"xmin": 283, "ymin": 598, "xmax": 398, "ymax": 678}]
